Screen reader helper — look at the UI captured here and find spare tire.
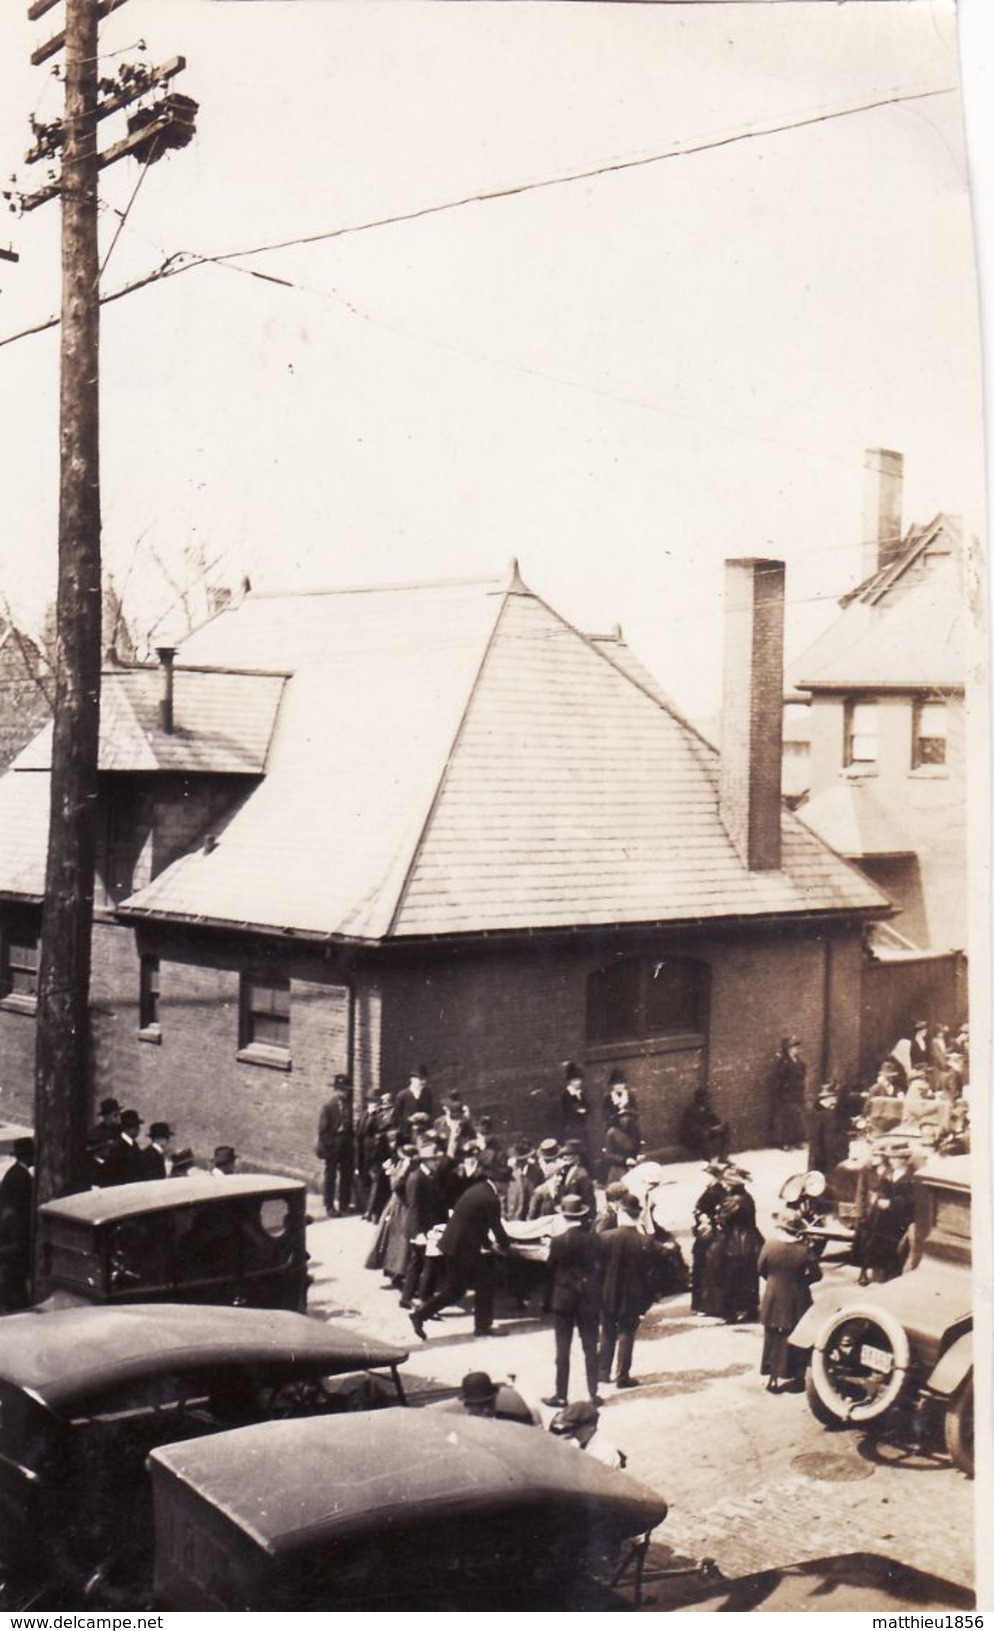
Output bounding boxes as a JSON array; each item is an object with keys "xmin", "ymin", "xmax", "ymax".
[{"xmin": 809, "ymin": 1304, "xmax": 911, "ymax": 1425}]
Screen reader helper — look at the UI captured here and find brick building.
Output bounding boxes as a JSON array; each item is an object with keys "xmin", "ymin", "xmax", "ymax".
[
  {"xmin": 0, "ymin": 563, "xmax": 887, "ymax": 1178},
  {"xmin": 785, "ymin": 450, "xmax": 969, "ymax": 953}
]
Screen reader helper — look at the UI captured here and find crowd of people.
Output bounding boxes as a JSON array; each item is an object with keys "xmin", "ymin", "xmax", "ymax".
[
  {"xmin": 85, "ymin": 1098, "xmax": 237, "ymax": 1184},
  {"xmin": 312, "ymin": 1061, "xmax": 748, "ymax": 1409}
]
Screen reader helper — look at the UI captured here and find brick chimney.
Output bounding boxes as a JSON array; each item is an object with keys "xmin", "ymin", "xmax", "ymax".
[
  {"xmin": 156, "ymin": 646, "xmax": 176, "ymax": 734},
  {"xmin": 719, "ymin": 559, "xmax": 784, "ymax": 872},
  {"xmin": 862, "ymin": 448, "xmax": 904, "ymax": 578}
]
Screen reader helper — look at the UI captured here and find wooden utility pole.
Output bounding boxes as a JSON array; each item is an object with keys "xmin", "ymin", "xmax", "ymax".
[
  {"xmin": 13, "ymin": 2, "xmax": 196, "ymax": 1247},
  {"xmin": 34, "ymin": 0, "xmax": 102, "ymax": 1211}
]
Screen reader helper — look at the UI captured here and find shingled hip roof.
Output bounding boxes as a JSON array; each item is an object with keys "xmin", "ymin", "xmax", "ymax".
[{"xmin": 109, "ymin": 572, "xmax": 887, "ymax": 940}]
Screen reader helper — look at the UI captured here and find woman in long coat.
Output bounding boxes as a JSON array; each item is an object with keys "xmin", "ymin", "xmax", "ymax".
[
  {"xmin": 716, "ymin": 1168, "xmax": 763, "ymax": 1324},
  {"xmin": 690, "ymin": 1163, "xmax": 728, "ymax": 1316},
  {"xmin": 758, "ymin": 1214, "xmax": 822, "ymax": 1391}
]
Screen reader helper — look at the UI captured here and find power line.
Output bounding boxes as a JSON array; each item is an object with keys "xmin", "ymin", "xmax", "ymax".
[{"xmin": 0, "ymin": 81, "xmax": 954, "ymax": 352}]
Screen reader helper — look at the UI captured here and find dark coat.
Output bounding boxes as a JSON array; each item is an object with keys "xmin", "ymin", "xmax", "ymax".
[
  {"xmin": 317, "ymin": 1093, "xmax": 354, "ymax": 1157},
  {"xmin": 140, "ymin": 1144, "xmax": 168, "ymax": 1180},
  {"xmin": 404, "ymin": 1164, "xmax": 446, "ymax": 1240},
  {"xmin": 0, "ymin": 1158, "xmax": 33, "ymax": 1311},
  {"xmin": 559, "ymin": 1087, "xmax": 592, "ymax": 1151},
  {"xmin": 547, "ymin": 1224, "xmax": 602, "ymax": 1316},
  {"xmin": 602, "ymin": 1120, "xmax": 642, "ymax": 1180},
  {"xmin": 598, "ymin": 1225, "xmax": 658, "ymax": 1319},
  {"xmin": 394, "ymin": 1084, "xmax": 435, "ymax": 1136},
  {"xmin": 758, "ymin": 1237, "xmax": 821, "ymax": 1330},
  {"xmin": 100, "ymin": 1134, "xmax": 148, "ymax": 1187},
  {"xmin": 440, "ymin": 1179, "xmax": 509, "ymax": 1267}
]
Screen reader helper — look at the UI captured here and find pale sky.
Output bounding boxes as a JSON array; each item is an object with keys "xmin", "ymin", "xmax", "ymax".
[{"xmin": 0, "ymin": 0, "xmax": 987, "ymax": 721}]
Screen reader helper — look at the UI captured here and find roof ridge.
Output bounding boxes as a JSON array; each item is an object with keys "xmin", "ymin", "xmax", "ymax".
[
  {"xmin": 381, "ymin": 585, "xmax": 511, "ymax": 938},
  {"xmin": 525, "ymin": 583, "xmax": 719, "ymax": 756}
]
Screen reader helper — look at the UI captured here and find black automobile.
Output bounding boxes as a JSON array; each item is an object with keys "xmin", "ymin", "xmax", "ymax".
[
  {"xmin": 148, "ymin": 1409, "xmax": 670, "ymax": 1611},
  {"xmin": 37, "ymin": 1173, "xmax": 309, "ymax": 1311},
  {"xmin": 0, "ymin": 1301, "xmax": 409, "ymax": 1607}
]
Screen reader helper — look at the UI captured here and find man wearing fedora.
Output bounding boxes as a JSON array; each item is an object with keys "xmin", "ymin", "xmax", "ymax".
[
  {"xmin": 394, "ymin": 1065, "xmax": 435, "ymax": 1142},
  {"xmin": 597, "ymin": 1192, "xmax": 661, "ymax": 1389},
  {"xmin": 141, "ymin": 1121, "xmax": 174, "ymax": 1179},
  {"xmin": 316, "ymin": 1073, "xmax": 355, "ymax": 1216},
  {"xmin": 445, "ymin": 1369, "xmax": 537, "ymax": 1426},
  {"xmin": 100, "ymin": 1109, "xmax": 147, "ymax": 1186},
  {"xmin": 409, "ymin": 1169, "xmax": 510, "ymax": 1340},
  {"xmin": 544, "ymin": 1192, "xmax": 602, "ymax": 1408}
]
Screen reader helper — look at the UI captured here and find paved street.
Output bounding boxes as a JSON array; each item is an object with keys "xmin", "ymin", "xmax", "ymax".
[{"xmin": 305, "ymin": 1147, "xmax": 976, "ymax": 1608}]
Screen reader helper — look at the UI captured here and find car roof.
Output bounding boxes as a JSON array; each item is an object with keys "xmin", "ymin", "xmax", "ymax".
[
  {"xmin": 39, "ymin": 1173, "xmax": 305, "ymax": 1226},
  {"xmin": 0, "ymin": 1304, "xmax": 408, "ymax": 1410},
  {"xmin": 149, "ymin": 1410, "xmax": 667, "ymax": 1554}
]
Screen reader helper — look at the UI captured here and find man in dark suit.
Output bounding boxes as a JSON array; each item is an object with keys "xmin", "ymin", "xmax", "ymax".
[
  {"xmin": 141, "ymin": 1121, "xmax": 174, "ymax": 1179},
  {"xmin": 100, "ymin": 1110, "xmax": 147, "ymax": 1186},
  {"xmin": 559, "ymin": 1062, "xmax": 592, "ymax": 1166},
  {"xmin": 598, "ymin": 1193, "xmax": 663, "ymax": 1388},
  {"xmin": 0, "ymin": 1136, "xmax": 35, "ymax": 1311},
  {"xmin": 544, "ymin": 1194, "xmax": 602, "ymax": 1407},
  {"xmin": 394, "ymin": 1066, "xmax": 435, "ymax": 1142},
  {"xmin": 410, "ymin": 1173, "xmax": 510, "ymax": 1339},
  {"xmin": 316, "ymin": 1074, "xmax": 355, "ymax": 1215},
  {"xmin": 399, "ymin": 1139, "xmax": 448, "ymax": 1309}
]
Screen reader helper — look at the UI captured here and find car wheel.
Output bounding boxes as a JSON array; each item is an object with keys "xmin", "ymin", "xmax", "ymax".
[
  {"xmin": 944, "ymin": 1374, "xmax": 974, "ymax": 1477},
  {"xmin": 804, "ymin": 1366, "xmax": 845, "ymax": 1429},
  {"xmin": 809, "ymin": 1304, "xmax": 911, "ymax": 1425}
]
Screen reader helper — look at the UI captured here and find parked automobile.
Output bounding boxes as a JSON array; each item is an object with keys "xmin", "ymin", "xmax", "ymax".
[
  {"xmin": 789, "ymin": 1154, "xmax": 973, "ymax": 1474},
  {"xmin": 148, "ymin": 1409, "xmax": 669, "ymax": 1610},
  {"xmin": 37, "ymin": 1173, "xmax": 309, "ymax": 1311},
  {"xmin": 0, "ymin": 1301, "xmax": 409, "ymax": 1607}
]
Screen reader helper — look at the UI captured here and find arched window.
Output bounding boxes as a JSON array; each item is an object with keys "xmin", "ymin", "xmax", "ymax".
[{"xmin": 586, "ymin": 956, "xmax": 709, "ymax": 1047}]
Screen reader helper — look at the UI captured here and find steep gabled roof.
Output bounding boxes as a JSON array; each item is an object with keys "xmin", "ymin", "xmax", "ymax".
[
  {"xmin": 108, "ymin": 572, "xmax": 884, "ymax": 940},
  {"xmin": 13, "ymin": 666, "xmax": 286, "ymax": 775},
  {"xmin": 0, "ymin": 572, "xmax": 887, "ymax": 937},
  {"xmin": 788, "ymin": 515, "xmax": 966, "ymax": 693}
]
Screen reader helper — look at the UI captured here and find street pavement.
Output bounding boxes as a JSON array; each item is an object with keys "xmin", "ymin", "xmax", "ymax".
[{"xmin": 305, "ymin": 1146, "xmax": 978, "ymax": 1608}]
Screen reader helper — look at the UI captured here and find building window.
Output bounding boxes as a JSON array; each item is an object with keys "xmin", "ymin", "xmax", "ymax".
[
  {"xmin": 586, "ymin": 956, "xmax": 709, "ymax": 1047},
  {"xmin": 912, "ymin": 699, "xmax": 947, "ymax": 768},
  {"xmin": 844, "ymin": 700, "xmax": 878, "ymax": 769},
  {"xmin": 0, "ymin": 931, "xmax": 40, "ymax": 1014},
  {"xmin": 139, "ymin": 955, "xmax": 161, "ymax": 1039},
  {"xmin": 239, "ymin": 971, "xmax": 291, "ymax": 1069}
]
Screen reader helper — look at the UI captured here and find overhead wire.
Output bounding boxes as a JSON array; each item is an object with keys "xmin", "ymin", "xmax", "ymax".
[{"xmin": 0, "ymin": 80, "xmax": 955, "ymax": 352}]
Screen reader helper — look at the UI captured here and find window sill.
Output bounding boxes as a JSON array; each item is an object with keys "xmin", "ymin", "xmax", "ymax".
[
  {"xmin": 587, "ymin": 1033, "xmax": 705, "ymax": 1063},
  {"xmin": 138, "ymin": 1024, "xmax": 162, "ymax": 1045},
  {"xmin": 0, "ymin": 993, "xmax": 37, "ymax": 1017},
  {"xmin": 842, "ymin": 765, "xmax": 879, "ymax": 779},
  {"xmin": 909, "ymin": 765, "xmax": 949, "ymax": 779},
  {"xmin": 237, "ymin": 1043, "xmax": 292, "ymax": 1073}
]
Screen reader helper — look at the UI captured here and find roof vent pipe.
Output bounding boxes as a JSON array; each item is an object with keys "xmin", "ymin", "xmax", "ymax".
[{"xmin": 156, "ymin": 645, "xmax": 176, "ymax": 734}]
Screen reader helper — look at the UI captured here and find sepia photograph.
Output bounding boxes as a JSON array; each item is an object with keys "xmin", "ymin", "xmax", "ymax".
[{"xmin": 0, "ymin": 0, "xmax": 989, "ymax": 1614}]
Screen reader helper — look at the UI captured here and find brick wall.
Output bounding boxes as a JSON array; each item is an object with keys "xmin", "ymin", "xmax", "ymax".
[
  {"xmin": 89, "ymin": 921, "xmax": 351, "ymax": 1178},
  {"xmin": 375, "ymin": 922, "xmax": 866, "ymax": 1158},
  {"xmin": 1, "ymin": 914, "xmax": 867, "ymax": 1178}
]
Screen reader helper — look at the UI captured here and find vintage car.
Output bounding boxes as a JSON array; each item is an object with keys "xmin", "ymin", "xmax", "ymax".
[
  {"xmin": 0, "ymin": 1301, "xmax": 409, "ymax": 1608},
  {"xmin": 789, "ymin": 1154, "xmax": 973, "ymax": 1474},
  {"xmin": 37, "ymin": 1173, "xmax": 309, "ymax": 1311},
  {"xmin": 148, "ymin": 1408, "xmax": 669, "ymax": 1611}
]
